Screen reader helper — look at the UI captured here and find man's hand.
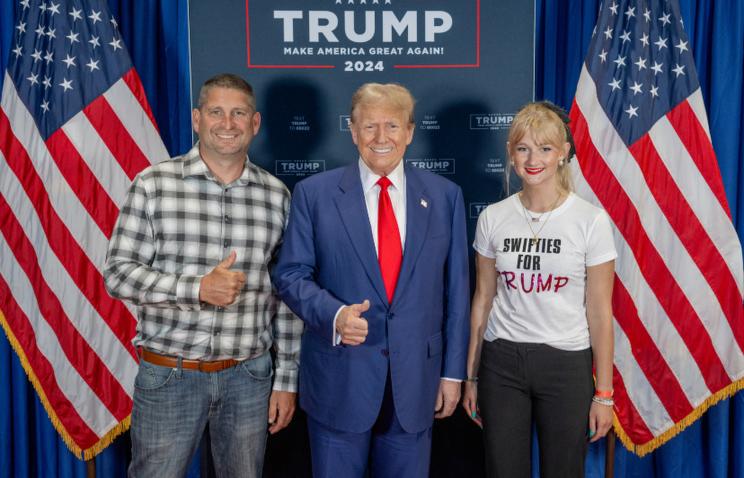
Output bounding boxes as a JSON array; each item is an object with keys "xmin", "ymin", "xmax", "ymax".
[
  {"xmin": 434, "ymin": 379, "xmax": 461, "ymax": 419},
  {"xmin": 199, "ymin": 251, "xmax": 246, "ymax": 306},
  {"xmin": 336, "ymin": 300, "xmax": 370, "ymax": 345},
  {"xmin": 268, "ymin": 390, "xmax": 297, "ymax": 434}
]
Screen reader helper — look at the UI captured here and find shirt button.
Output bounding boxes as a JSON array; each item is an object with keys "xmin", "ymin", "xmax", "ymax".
[
  {"xmin": 223, "ymin": 239, "xmax": 229, "ymax": 248},
  {"xmin": 224, "ymin": 215, "xmax": 230, "ymax": 223},
  {"xmin": 386, "ymin": 312, "xmax": 394, "ymax": 320},
  {"xmin": 216, "ymin": 306, "xmax": 224, "ymax": 312}
]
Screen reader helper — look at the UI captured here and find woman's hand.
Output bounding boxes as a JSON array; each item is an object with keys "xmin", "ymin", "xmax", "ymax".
[
  {"xmin": 462, "ymin": 381, "xmax": 482, "ymax": 428},
  {"xmin": 588, "ymin": 400, "xmax": 613, "ymax": 442}
]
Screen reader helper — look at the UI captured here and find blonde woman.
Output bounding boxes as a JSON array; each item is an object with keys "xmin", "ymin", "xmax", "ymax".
[{"xmin": 462, "ymin": 102, "xmax": 616, "ymax": 477}]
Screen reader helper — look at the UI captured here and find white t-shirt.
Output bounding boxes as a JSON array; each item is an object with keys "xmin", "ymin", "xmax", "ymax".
[{"xmin": 473, "ymin": 192, "xmax": 617, "ymax": 351}]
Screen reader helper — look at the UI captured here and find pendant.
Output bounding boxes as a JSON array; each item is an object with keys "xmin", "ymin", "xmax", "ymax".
[
  {"xmin": 531, "ymin": 217, "xmax": 540, "ymax": 222},
  {"xmin": 530, "ymin": 237, "xmax": 537, "ymax": 247}
]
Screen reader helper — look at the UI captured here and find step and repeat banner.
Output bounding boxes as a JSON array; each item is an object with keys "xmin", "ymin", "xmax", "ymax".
[{"xmin": 189, "ymin": 0, "xmax": 534, "ymax": 242}]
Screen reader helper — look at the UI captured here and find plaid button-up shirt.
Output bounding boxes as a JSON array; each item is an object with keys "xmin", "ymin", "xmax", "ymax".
[{"xmin": 104, "ymin": 144, "xmax": 302, "ymax": 391}]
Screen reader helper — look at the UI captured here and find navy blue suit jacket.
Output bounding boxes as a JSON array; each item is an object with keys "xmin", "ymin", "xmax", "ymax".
[{"xmin": 273, "ymin": 162, "xmax": 470, "ymax": 433}]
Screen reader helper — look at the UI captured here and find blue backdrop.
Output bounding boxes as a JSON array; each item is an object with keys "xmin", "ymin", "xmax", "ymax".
[{"xmin": 0, "ymin": 0, "xmax": 741, "ymax": 476}]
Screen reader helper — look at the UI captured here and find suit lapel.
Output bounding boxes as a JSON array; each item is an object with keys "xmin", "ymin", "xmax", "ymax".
[
  {"xmin": 394, "ymin": 165, "xmax": 432, "ymax": 303},
  {"xmin": 334, "ymin": 164, "xmax": 388, "ymax": 304}
]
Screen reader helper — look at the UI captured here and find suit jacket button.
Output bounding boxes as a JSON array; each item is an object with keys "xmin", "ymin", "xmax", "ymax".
[{"xmin": 381, "ymin": 349, "xmax": 389, "ymax": 357}]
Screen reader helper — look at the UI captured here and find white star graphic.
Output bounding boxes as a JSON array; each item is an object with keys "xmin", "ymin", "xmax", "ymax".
[
  {"xmin": 110, "ymin": 17, "xmax": 118, "ymax": 29},
  {"xmin": 360, "ymin": 0, "xmax": 366, "ymax": 3},
  {"xmin": 38, "ymin": 2, "xmax": 47, "ymax": 13},
  {"xmin": 59, "ymin": 78, "xmax": 73, "ymax": 92},
  {"xmin": 43, "ymin": 50, "xmax": 53, "ymax": 63},
  {"xmin": 89, "ymin": 9, "xmax": 102, "ymax": 24},
  {"xmin": 48, "ymin": 2, "xmax": 60, "ymax": 15},
  {"xmin": 12, "ymin": 45, "xmax": 22, "ymax": 58},
  {"xmin": 31, "ymin": 48, "xmax": 42, "ymax": 62},
  {"xmin": 34, "ymin": 24, "xmax": 45, "ymax": 36},
  {"xmin": 659, "ymin": 12, "xmax": 671, "ymax": 27},
  {"xmin": 86, "ymin": 58, "xmax": 100, "ymax": 72},
  {"xmin": 675, "ymin": 39, "xmax": 689, "ymax": 53},
  {"xmin": 651, "ymin": 62, "xmax": 663, "ymax": 75},
  {"xmin": 672, "ymin": 64, "xmax": 686, "ymax": 77},
  {"xmin": 20, "ymin": 0, "xmax": 30, "ymax": 9},
  {"xmin": 609, "ymin": 2, "xmax": 618, "ymax": 15},
  {"xmin": 604, "ymin": 26, "xmax": 613, "ymax": 39},
  {"xmin": 634, "ymin": 57, "xmax": 647, "ymax": 70},
  {"xmin": 640, "ymin": 33, "xmax": 649, "ymax": 47},
  {"xmin": 373, "ymin": 0, "xmax": 379, "ymax": 3},
  {"xmin": 109, "ymin": 38, "xmax": 123, "ymax": 51},
  {"xmin": 592, "ymin": 25, "xmax": 597, "ymax": 37},
  {"xmin": 66, "ymin": 31, "xmax": 79, "ymax": 43},
  {"xmin": 69, "ymin": 7, "xmax": 82, "ymax": 21},
  {"xmin": 625, "ymin": 105, "xmax": 639, "ymax": 119},
  {"xmin": 89, "ymin": 35, "xmax": 101, "ymax": 48},
  {"xmin": 654, "ymin": 36, "xmax": 668, "ymax": 50},
  {"xmin": 608, "ymin": 78, "xmax": 622, "ymax": 91},
  {"xmin": 643, "ymin": 8, "xmax": 651, "ymax": 22},
  {"xmin": 385, "ymin": 0, "xmax": 391, "ymax": 4},
  {"xmin": 650, "ymin": 85, "xmax": 659, "ymax": 97},
  {"xmin": 335, "ymin": 0, "xmax": 341, "ymax": 3},
  {"xmin": 15, "ymin": 21, "xmax": 26, "ymax": 34},
  {"xmin": 630, "ymin": 81, "xmax": 643, "ymax": 95},
  {"xmin": 625, "ymin": 6, "xmax": 635, "ymax": 19},
  {"xmin": 42, "ymin": 75, "xmax": 52, "ymax": 88},
  {"xmin": 40, "ymin": 100, "xmax": 50, "ymax": 113},
  {"xmin": 620, "ymin": 30, "xmax": 631, "ymax": 43},
  {"xmin": 62, "ymin": 54, "xmax": 76, "ymax": 68},
  {"xmin": 613, "ymin": 55, "xmax": 626, "ymax": 68},
  {"xmin": 45, "ymin": 27, "xmax": 56, "ymax": 39},
  {"xmin": 26, "ymin": 72, "xmax": 39, "ymax": 85},
  {"xmin": 598, "ymin": 49, "xmax": 608, "ymax": 63}
]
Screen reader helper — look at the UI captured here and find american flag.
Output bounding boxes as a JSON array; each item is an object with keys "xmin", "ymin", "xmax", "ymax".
[
  {"xmin": 0, "ymin": 0, "xmax": 168, "ymax": 458},
  {"xmin": 569, "ymin": 0, "xmax": 744, "ymax": 455}
]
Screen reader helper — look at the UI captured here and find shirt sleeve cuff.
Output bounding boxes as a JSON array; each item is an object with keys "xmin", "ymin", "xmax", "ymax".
[
  {"xmin": 332, "ymin": 305, "xmax": 345, "ymax": 346},
  {"xmin": 176, "ymin": 274, "xmax": 202, "ymax": 310},
  {"xmin": 272, "ymin": 362, "xmax": 299, "ymax": 393},
  {"xmin": 441, "ymin": 377, "xmax": 463, "ymax": 383}
]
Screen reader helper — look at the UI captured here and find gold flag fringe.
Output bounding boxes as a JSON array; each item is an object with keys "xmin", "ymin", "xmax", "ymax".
[
  {"xmin": 613, "ymin": 375, "xmax": 744, "ymax": 457},
  {"xmin": 0, "ymin": 310, "xmax": 131, "ymax": 460}
]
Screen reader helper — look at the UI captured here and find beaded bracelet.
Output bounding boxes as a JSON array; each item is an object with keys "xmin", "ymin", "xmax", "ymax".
[
  {"xmin": 465, "ymin": 377, "xmax": 479, "ymax": 383},
  {"xmin": 592, "ymin": 396, "xmax": 614, "ymax": 406}
]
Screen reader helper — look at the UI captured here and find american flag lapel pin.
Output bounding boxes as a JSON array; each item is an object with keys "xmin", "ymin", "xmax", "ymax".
[{"xmin": 420, "ymin": 198, "xmax": 428, "ymax": 208}]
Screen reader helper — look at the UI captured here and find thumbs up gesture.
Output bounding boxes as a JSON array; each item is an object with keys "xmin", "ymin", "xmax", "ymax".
[
  {"xmin": 198, "ymin": 251, "xmax": 247, "ymax": 307},
  {"xmin": 336, "ymin": 299, "xmax": 370, "ymax": 345}
]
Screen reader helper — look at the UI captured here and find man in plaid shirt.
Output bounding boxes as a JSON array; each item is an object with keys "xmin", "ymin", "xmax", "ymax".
[{"xmin": 104, "ymin": 73, "xmax": 302, "ymax": 478}]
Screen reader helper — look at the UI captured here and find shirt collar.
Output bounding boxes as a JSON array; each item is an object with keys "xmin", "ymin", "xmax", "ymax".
[
  {"xmin": 181, "ymin": 142, "xmax": 261, "ymax": 187},
  {"xmin": 358, "ymin": 157, "xmax": 406, "ymax": 195}
]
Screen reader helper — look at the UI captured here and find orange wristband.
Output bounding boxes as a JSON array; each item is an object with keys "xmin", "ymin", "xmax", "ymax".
[{"xmin": 594, "ymin": 389, "xmax": 614, "ymax": 399}]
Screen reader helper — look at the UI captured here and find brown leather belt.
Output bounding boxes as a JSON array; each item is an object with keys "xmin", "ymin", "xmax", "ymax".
[{"xmin": 139, "ymin": 348, "xmax": 240, "ymax": 373}]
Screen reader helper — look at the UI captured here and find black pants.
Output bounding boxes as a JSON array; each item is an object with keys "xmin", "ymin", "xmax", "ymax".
[{"xmin": 478, "ymin": 339, "xmax": 594, "ymax": 478}]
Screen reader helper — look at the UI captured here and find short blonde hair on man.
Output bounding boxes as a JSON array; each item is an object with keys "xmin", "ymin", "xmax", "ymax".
[
  {"xmin": 350, "ymin": 83, "xmax": 416, "ymax": 124},
  {"xmin": 507, "ymin": 101, "xmax": 574, "ymax": 193}
]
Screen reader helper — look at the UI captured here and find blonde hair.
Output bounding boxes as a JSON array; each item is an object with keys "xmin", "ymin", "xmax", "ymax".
[
  {"xmin": 506, "ymin": 101, "xmax": 574, "ymax": 194},
  {"xmin": 350, "ymin": 83, "xmax": 415, "ymax": 124}
]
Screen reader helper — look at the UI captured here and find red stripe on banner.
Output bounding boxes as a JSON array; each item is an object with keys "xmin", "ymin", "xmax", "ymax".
[
  {"xmin": 121, "ymin": 68, "xmax": 159, "ymax": 134},
  {"xmin": 628, "ymin": 135, "xmax": 744, "ymax": 354},
  {"xmin": 0, "ymin": 109, "xmax": 138, "ymax": 362},
  {"xmin": 569, "ymin": 102, "xmax": 731, "ymax": 393},
  {"xmin": 0, "ymin": 276, "xmax": 101, "ymax": 449},
  {"xmin": 45, "ymin": 129, "xmax": 119, "ymax": 238},
  {"xmin": 0, "ymin": 194, "xmax": 132, "ymax": 422},
  {"xmin": 667, "ymin": 101, "xmax": 732, "ymax": 218},
  {"xmin": 612, "ymin": 365, "xmax": 655, "ymax": 444},
  {"xmin": 83, "ymin": 96, "xmax": 150, "ymax": 180},
  {"xmin": 612, "ymin": 278, "xmax": 693, "ymax": 422}
]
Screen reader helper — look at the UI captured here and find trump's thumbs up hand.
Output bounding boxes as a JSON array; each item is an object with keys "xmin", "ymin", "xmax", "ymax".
[
  {"xmin": 198, "ymin": 251, "xmax": 247, "ymax": 307},
  {"xmin": 336, "ymin": 299, "xmax": 370, "ymax": 346}
]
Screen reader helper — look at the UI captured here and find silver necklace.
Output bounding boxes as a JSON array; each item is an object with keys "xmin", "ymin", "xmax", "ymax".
[{"xmin": 520, "ymin": 192, "xmax": 562, "ymax": 246}]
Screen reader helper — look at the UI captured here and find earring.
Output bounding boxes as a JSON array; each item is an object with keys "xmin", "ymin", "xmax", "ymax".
[{"xmin": 559, "ymin": 158, "xmax": 564, "ymax": 166}]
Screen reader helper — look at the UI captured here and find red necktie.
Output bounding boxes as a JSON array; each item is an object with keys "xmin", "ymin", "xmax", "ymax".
[{"xmin": 377, "ymin": 176, "xmax": 402, "ymax": 303}]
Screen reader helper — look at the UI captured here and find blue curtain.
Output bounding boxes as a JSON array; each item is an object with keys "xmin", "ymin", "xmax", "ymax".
[{"xmin": 0, "ymin": 0, "xmax": 741, "ymax": 476}]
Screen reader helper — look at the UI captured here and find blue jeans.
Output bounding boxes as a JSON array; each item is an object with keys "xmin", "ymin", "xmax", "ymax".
[{"xmin": 128, "ymin": 352, "xmax": 273, "ymax": 478}]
